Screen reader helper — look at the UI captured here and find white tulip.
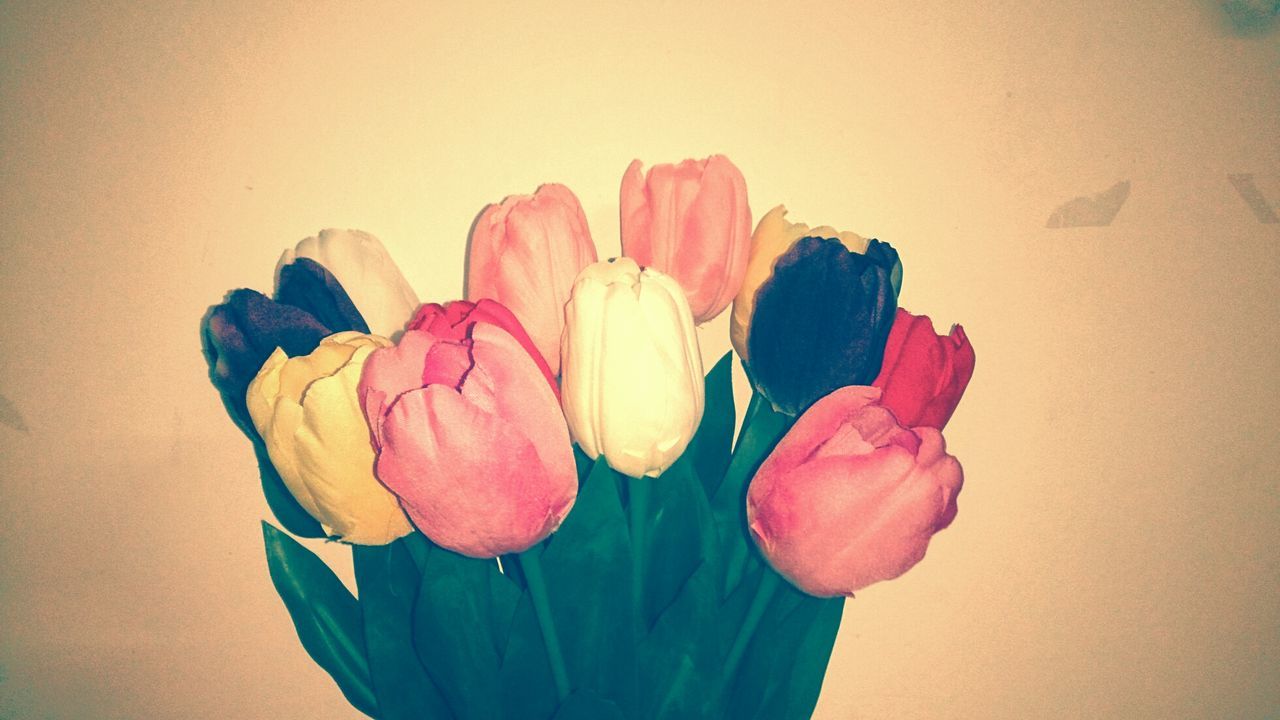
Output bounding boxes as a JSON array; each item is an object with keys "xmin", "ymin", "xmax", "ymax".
[
  {"xmin": 560, "ymin": 257, "xmax": 704, "ymax": 478},
  {"xmin": 280, "ymin": 229, "xmax": 420, "ymax": 339}
]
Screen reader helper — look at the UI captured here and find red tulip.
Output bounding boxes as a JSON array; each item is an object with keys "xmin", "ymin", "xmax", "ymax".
[
  {"xmin": 466, "ymin": 184, "xmax": 597, "ymax": 376},
  {"xmin": 359, "ymin": 309, "xmax": 576, "ymax": 558},
  {"xmin": 746, "ymin": 386, "xmax": 962, "ymax": 597},
  {"xmin": 620, "ymin": 155, "xmax": 751, "ymax": 323},
  {"xmin": 872, "ymin": 308, "xmax": 975, "ymax": 430}
]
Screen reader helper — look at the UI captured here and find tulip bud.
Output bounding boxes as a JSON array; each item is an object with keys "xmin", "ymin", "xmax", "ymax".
[
  {"xmin": 620, "ymin": 155, "xmax": 751, "ymax": 323},
  {"xmin": 747, "ymin": 386, "xmax": 962, "ymax": 597},
  {"xmin": 246, "ymin": 332, "xmax": 413, "ymax": 545},
  {"xmin": 731, "ymin": 207, "xmax": 901, "ymax": 416},
  {"xmin": 560, "ymin": 257, "xmax": 704, "ymax": 478},
  {"xmin": 466, "ymin": 184, "xmax": 597, "ymax": 376},
  {"xmin": 408, "ymin": 299, "xmax": 557, "ymax": 396},
  {"xmin": 280, "ymin": 229, "xmax": 420, "ymax": 339},
  {"xmin": 359, "ymin": 319, "xmax": 577, "ymax": 558},
  {"xmin": 872, "ymin": 308, "xmax": 975, "ymax": 430}
]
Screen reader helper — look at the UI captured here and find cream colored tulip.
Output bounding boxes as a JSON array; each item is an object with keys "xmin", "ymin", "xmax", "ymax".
[
  {"xmin": 729, "ymin": 205, "xmax": 867, "ymax": 361},
  {"xmin": 560, "ymin": 258, "xmax": 704, "ymax": 478},
  {"xmin": 280, "ymin": 229, "xmax": 420, "ymax": 339},
  {"xmin": 246, "ymin": 331, "xmax": 412, "ymax": 545}
]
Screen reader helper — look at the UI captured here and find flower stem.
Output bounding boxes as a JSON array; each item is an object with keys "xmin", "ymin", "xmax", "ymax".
[
  {"xmin": 520, "ymin": 549, "xmax": 570, "ymax": 702},
  {"xmin": 720, "ymin": 570, "xmax": 780, "ymax": 691},
  {"xmin": 629, "ymin": 477, "xmax": 650, "ymax": 637}
]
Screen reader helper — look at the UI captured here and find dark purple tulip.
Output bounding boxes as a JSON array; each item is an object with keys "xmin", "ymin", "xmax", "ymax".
[{"xmin": 745, "ymin": 236, "xmax": 899, "ymax": 416}]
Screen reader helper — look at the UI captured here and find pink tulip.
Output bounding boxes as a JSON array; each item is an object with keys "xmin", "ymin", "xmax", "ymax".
[
  {"xmin": 408, "ymin": 299, "xmax": 558, "ymax": 397},
  {"xmin": 872, "ymin": 308, "xmax": 975, "ymax": 430},
  {"xmin": 358, "ymin": 316, "xmax": 577, "ymax": 558},
  {"xmin": 466, "ymin": 184, "xmax": 597, "ymax": 376},
  {"xmin": 746, "ymin": 386, "xmax": 963, "ymax": 597},
  {"xmin": 620, "ymin": 155, "xmax": 751, "ymax": 323}
]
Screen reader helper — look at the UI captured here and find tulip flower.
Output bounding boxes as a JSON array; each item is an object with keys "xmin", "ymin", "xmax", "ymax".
[
  {"xmin": 246, "ymin": 332, "xmax": 413, "ymax": 545},
  {"xmin": 730, "ymin": 207, "xmax": 901, "ymax": 416},
  {"xmin": 746, "ymin": 385, "xmax": 963, "ymax": 597},
  {"xmin": 466, "ymin": 184, "xmax": 597, "ymax": 376},
  {"xmin": 359, "ymin": 319, "xmax": 577, "ymax": 558},
  {"xmin": 560, "ymin": 257, "xmax": 704, "ymax": 478},
  {"xmin": 204, "ymin": 258, "xmax": 367, "ymax": 432},
  {"xmin": 281, "ymin": 229, "xmax": 420, "ymax": 339},
  {"xmin": 872, "ymin": 308, "xmax": 976, "ymax": 430},
  {"xmin": 620, "ymin": 155, "xmax": 751, "ymax": 323},
  {"xmin": 407, "ymin": 299, "xmax": 557, "ymax": 395}
]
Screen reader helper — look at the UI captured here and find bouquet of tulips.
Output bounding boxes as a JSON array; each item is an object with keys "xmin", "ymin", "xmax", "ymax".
[{"xmin": 202, "ymin": 156, "xmax": 975, "ymax": 720}]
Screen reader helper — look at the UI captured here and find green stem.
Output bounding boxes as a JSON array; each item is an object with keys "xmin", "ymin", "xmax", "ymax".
[
  {"xmin": 521, "ymin": 549, "xmax": 570, "ymax": 702},
  {"xmin": 720, "ymin": 570, "xmax": 781, "ymax": 691},
  {"xmin": 629, "ymin": 478, "xmax": 650, "ymax": 637},
  {"xmin": 731, "ymin": 392, "xmax": 765, "ymax": 455}
]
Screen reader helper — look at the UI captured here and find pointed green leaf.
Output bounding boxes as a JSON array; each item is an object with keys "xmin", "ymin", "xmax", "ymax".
[
  {"xmin": 636, "ymin": 456, "xmax": 719, "ymax": 631},
  {"xmin": 711, "ymin": 391, "xmax": 792, "ymax": 597},
  {"xmin": 540, "ymin": 457, "xmax": 637, "ymax": 713},
  {"xmin": 550, "ymin": 691, "xmax": 626, "ymax": 720},
  {"xmin": 261, "ymin": 522, "xmax": 375, "ymax": 717},
  {"xmin": 725, "ymin": 588, "xmax": 824, "ymax": 720},
  {"xmin": 412, "ymin": 547, "xmax": 510, "ymax": 720},
  {"xmin": 639, "ymin": 559, "xmax": 721, "ymax": 719},
  {"xmin": 500, "ymin": 591, "xmax": 559, "ymax": 720},
  {"xmin": 689, "ymin": 351, "xmax": 735, "ymax": 500},
  {"xmin": 353, "ymin": 540, "xmax": 453, "ymax": 720},
  {"xmin": 779, "ymin": 597, "xmax": 845, "ymax": 720}
]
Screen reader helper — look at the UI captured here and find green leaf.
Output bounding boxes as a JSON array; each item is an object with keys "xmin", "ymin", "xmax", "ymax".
[
  {"xmin": 636, "ymin": 456, "xmax": 719, "ymax": 631},
  {"xmin": 779, "ymin": 597, "xmax": 845, "ymax": 720},
  {"xmin": 540, "ymin": 457, "xmax": 637, "ymax": 713},
  {"xmin": 724, "ymin": 587, "xmax": 825, "ymax": 720},
  {"xmin": 500, "ymin": 591, "xmax": 559, "ymax": 720},
  {"xmin": 352, "ymin": 540, "xmax": 453, "ymax": 720},
  {"xmin": 711, "ymin": 390, "xmax": 793, "ymax": 597},
  {"xmin": 638, "ymin": 559, "xmax": 721, "ymax": 719},
  {"xmin": 550, "ymin": 691, "xmax": 626, "ymax": 720},
  {"xmin": 412, "ymin": 546, "xmax": 513, "ymax": 720},
  {"xmin": 261, "ymin": 522, "xmax": 376, "ymax": 717},
  {"xmin": 255, "ymin": 439, "xmax": 325, "ymax": 538},
  {"xmin": 689, "ymin": 351, "xmax": 735, "ymax": 500}
]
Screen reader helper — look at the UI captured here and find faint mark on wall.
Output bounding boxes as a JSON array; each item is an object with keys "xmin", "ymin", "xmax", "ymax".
[
  {"xmin": 1227, "ymin": 174, "xmax": 1280, "ymax": 224},
  {"xmin": 0, "ymin": 393, "xmax": 29, "ymax": 433},
  {"xmin": 1219, "ymin": 0, "xmax": 1280, "ymax": 36},
  {"xmin": 1046, "ymin": 181, "xmax": 1131, "ymax": 228}
]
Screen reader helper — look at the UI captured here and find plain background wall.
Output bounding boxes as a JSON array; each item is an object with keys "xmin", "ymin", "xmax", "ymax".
[{"xmin": 1, "ymin": 2, "xmax": 1277, "ymax": 718}]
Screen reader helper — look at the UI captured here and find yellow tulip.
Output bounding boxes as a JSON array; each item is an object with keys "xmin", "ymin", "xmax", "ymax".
[{"xmin": 246, "ymin": 331, "xmax": 412, "ymax": 545}]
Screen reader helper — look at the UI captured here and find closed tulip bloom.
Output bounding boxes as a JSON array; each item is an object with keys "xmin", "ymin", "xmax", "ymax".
[
  {"xmin": 730, "ymin": 206, "xmax": 901, "ymax": 361},
  {"xmin": 747, "ymin": 386, "xmax": 963, "ymax": 597},
  {"xmin": 466, "ymin": 184, "xmax": 597, "ymax": 376},
  {"xmin": 620, "ymin": 155, "xmax": 751, "ymax": 323},
  {"xmin": 408, "ymin": 299, "xmax": 557, "ymax": 395},
  {"xmin": 560, "ymin": 258, "xmax": 704, "ymax": 478},
  {"xmin": 736, "ymin": 215, "xmax": 901, "ymax": 416},
  {"xmin": 246, "ymin": 332, "xmax": 413, "ymax": 545},
  {"xmin": 359, "ymin": 320, "xmax": 577, "ymax": 558},
  {"xmin": 872, "ymin": 308, "xmax": 976, "ymax": 430},
  {"xmin": 204, "ymin": 258, "xmax": 367, "ymax": 432},
  {"xmin": 281, "ymin": 229, "xmax": 421, "ymax": 339}
]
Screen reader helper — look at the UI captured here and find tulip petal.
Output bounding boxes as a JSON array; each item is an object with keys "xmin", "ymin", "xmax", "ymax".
[
  {"xmin": 377, "ymin": 385, "xmax": 575, "ymax": 558},
  {"xmin": 282, "ymin": 229, "xmax": 420, "ymax": 339},
  {"xmin": 276, "ymin": 257, "xmax": 371, "ymax": 335}
]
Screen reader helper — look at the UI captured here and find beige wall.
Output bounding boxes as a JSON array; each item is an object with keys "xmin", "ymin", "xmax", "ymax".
[{"xmin": 1, "ymin": 2, "xmax": 1277, "ymax": 718}]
